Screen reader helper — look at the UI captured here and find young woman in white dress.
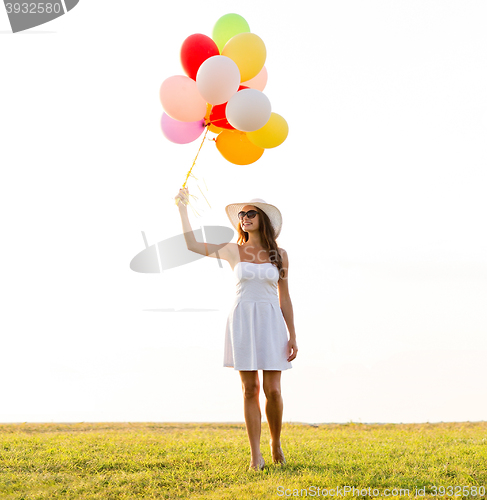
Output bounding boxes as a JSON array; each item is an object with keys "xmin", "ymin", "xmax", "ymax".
[{"xmin": 175, "ymin": 187, "xmax": 298, "ymax": 471}]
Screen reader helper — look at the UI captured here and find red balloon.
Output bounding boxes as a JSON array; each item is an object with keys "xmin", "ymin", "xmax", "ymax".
[
  {"xmin": 209, "ymin": 86, "xmax": 248, "ymax": 130},
  {"xmin": 180, "ymin": 34, "xmax": 219, "ymax": 80}
]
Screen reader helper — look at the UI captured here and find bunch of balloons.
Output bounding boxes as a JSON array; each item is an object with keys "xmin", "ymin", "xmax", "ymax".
[{"xmin": 159, "ymin": 13, "xmax": 289, "ymax": 165}]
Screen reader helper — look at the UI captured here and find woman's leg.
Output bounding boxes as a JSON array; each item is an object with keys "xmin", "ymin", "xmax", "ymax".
[
  {"xmin": 263, "ymin": 370, "xmax": 285, "ymax": 463},
  {"xmin": 239, "ymin": 370, "xmax": 264, "ymax": 468}
]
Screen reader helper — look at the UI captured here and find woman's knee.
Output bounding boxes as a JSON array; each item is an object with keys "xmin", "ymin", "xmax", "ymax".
[
  {"xmin": 241, "ymin": 380, "xmax": 260, "ymax": 399},
  {"xmin": 264, "ymin": 386, "xmax": 281, "ymax": 401}
]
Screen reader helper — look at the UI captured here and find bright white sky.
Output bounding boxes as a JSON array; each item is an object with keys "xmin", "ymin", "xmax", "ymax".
[{"xmin": 1, "ymin": 1, "xmax": 486, "ymax": 424}]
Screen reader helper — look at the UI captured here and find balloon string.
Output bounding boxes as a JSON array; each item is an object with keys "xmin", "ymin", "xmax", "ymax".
[
  {"xmin": 197, "ymin": 179, "xmax": 211, "ymax": 209},
  {"xmin": 207, "ymin": 117, "xmax": 235, "ymax": 128},
  {"xmin": 175, "ymin": 112, "xmax": 212, "ymax": 209},
  {"xmin": 182, "ymin": 125, "xmax": 210, "ymax": 189},
  {"xmin": 208, "ymin": 117, "xmax": 226, "ymax": 125}
]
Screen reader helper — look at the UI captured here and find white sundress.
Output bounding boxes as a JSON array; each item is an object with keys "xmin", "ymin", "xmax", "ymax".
[{"xmin": 223, "ymin": 261, "xmax": 292, "ymax": 371}]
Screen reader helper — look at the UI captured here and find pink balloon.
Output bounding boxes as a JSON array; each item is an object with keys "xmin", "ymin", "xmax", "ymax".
[
  {"xmin": 159, "ymin": 75, "xmax": 207, "ymax": 122},
  {"xmin": 241, "ymin": 66, "xmax": 268, "ymax": 91},
  {"xmin": 160, "ymin": 113, "xmax": 205, "ymax": 144}
]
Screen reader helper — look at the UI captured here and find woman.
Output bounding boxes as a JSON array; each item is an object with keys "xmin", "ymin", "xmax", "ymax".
[{"xmin": 175, "ymin": 187, "xmax": 298, "ymax": 471}]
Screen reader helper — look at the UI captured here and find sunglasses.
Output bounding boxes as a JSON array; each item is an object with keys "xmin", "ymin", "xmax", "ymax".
[{"xmin": 238, "ymin": 210, "xmax": 259, "ymax": 220}]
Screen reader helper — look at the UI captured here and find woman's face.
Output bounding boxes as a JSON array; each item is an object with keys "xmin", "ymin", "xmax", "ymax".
[{"xmin": 240, "ymin": 205, "xmax": 259, "ymax": 232}]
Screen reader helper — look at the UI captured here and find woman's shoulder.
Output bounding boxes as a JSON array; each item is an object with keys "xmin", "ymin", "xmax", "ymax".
[{"xmin": 277, "ymin": 247, "xmax": 289, "ymax": 265}]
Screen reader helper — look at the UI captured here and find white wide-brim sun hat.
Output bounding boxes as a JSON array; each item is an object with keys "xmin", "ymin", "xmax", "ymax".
[{"xmin": 225, "ymin": 198, "xmax": 283, "ymax": 238}]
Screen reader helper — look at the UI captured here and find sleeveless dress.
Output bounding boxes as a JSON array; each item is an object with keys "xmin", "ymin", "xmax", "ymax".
[{"xmin": 223, "ymin": 254, "xmax": 293, "ymax": 371}]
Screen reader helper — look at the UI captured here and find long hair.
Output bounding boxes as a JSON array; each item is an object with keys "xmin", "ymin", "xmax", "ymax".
[{"xmin": 236, "ymin": 206, "xmax": 285, "ymax": 281}]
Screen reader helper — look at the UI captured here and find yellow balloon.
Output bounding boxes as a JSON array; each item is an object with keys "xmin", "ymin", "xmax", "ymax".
[
  {"xmin": 205, "ymin": 103, "xmax": 212, "ymax": 118},
  {"xmin": 216, "ymin": 130, "xmax": 264, "ymax": 165},
  {"xmin": 247, "ymin": 113, "xmax": 289, "ymax": 149},
  {"xmin": 222, "ymin": 33, "xmax": 266, "ymax": 82}
]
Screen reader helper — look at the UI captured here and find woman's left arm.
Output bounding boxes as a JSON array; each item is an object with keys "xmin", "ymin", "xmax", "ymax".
[{"xmin": 278, "ymin": 248, "xmax": 298, "ymax": 362}]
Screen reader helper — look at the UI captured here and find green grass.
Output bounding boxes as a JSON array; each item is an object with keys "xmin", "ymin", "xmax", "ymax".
[{"xmin": 0, "ymin": 421, "xmax": 486, "ymax": 499}]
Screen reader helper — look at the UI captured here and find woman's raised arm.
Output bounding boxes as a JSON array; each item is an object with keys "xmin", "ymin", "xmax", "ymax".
[{"xmin": 175, "ymin": 188, "xmax": 234, "ymax": 261}]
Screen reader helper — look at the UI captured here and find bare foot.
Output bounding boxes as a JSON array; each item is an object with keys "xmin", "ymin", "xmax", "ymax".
[
  {"xmin": 248, "ymin": 454, "xmax": 265, "ymax": 471},
  {"xmin": 270, "ymin": 439, "xmax": 286, "ymax": 464}
]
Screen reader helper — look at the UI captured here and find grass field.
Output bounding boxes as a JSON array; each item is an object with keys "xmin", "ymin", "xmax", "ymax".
[{"xmin": 0, "ymin": 421, "xmax": 486, "ymax": 499}]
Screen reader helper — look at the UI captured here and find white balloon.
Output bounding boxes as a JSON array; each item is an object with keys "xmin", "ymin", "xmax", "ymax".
[
  {"xmin": 196, "ymin": 56, "xmax": 241, "ymax": 105},
  {"xmin": 226, "ymin": 89, "xmax": 272, "ymax": 132}
]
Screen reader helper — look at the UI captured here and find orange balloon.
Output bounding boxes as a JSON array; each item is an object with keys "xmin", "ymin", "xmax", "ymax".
[
  {"xmin": 208, "ymin": 123, "xmax": 224, "ymax": 134},
  {"xmin": 215, "ymin": 130, "xmax": 264, "ymax": 165}
]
